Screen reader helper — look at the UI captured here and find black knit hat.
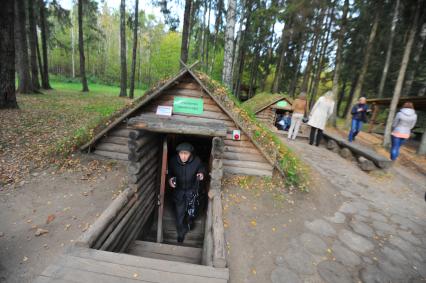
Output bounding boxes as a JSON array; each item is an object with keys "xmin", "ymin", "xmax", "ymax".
[{"xmin": 176, "ymin": 142, "xmax": 194, "ymax": 153}]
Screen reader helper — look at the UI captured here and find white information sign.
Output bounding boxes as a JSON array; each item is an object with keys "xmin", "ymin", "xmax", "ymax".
[{"xmin": 156, "ymin": 105, "xmax": 173, "ymax": 116}]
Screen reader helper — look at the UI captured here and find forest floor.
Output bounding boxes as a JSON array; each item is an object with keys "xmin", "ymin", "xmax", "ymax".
[{"xmin": 1, "ymin": 87, "xmax": 425, "ymax": 282}]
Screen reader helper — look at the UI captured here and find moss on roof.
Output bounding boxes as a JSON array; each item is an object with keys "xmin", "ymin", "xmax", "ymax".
[
  {"xmin": 242, "ymin": 92, "xmax": 289, "ymax": 114},
  {"xmin": 195, "ymin": 72, "xmax": 309, "ymax": 191}
]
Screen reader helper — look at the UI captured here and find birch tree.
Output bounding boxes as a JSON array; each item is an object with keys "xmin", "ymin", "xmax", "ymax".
[{"xmin": 222, "ymin": 0, "xmax": 237, "ymax": 89}]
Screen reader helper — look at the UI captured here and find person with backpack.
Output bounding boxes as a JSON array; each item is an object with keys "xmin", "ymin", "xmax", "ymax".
[
  {"xmin": 348, "ymin": 97, "xmax": 371, "ymax": 142},
  {"xmin": 168, "ymin": 142, "xmax": 205, "ymax": 243},
  {"xmin": 390, "ymin": 102, "xmax": 417, "ymax": 161}
]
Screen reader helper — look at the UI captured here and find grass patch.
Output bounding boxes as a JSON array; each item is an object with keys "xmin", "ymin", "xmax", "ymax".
[{"xmin": 0, "ymin": 79, "xmax": 147, "ymax": 185}]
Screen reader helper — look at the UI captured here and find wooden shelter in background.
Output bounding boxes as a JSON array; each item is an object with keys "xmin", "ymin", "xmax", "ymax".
[
  {"xmin": 242, "ymin": 93, "xmax": 292, "ymax": 125},
  {"xmin": 367, "ymin": 96, "xmax": 426, "ymax": 154},
  {"xmin": 81, "ymin": 68, "xmax": 274, "ymax": 176}
]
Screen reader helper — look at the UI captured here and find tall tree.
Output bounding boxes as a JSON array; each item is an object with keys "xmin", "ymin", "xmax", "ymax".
[
  {"xmin": 330, "ymin": 0, "xmax": 349, "ymax": 127},
  {"xmin": 345, "ymin": 10, "xmax": 379, "ymax": 125},
  {"xmin": 302, "ymin": 8, "xmax": 326, "ymax": 95},
  {"xmin": 383, "ymin": 1, "xmax": 421, "ymax": 147},
  {"xmin": 119, "ymin": 0, "xmax": 127, "ymax": 97},
  {"xmin": 28, "ymin": 0, "xmax": 40, "ymax": 90},
  {"xmin": 180, "ymin": 0, "xmax": 192, "ymax": 67},
  {"xmin": 209, "ymin": 0, "xmax": 224, "ymax": 74},
  {"xmin": 222, "ymin": 0, "xmax": 237, "ymax": 89},
  {"xmin": 78, "ymin": 0, "xmax": 89, "ymax": 91},
  {"xmin": 15, "ymin": 0, "xmax": 33, "ymax": 93},
  {"xmin": 129, "ymin": 0, "xmax": 139, "ymax": 99},
  {"xmin": 377, "ymin": 0, "xmax": 400, "ymax": 98},
  {"xmin": 0, "ymin": 0, "xmax": 17, "ymax": 108},
  {"xmin": 403, "ymin": 21, "xmax": 426, "ymax": 96},
  {"xmin": 39, "ymin": 0, "xmax": 52, "ymax": 89},
  {"xmin": 272, "ymin": 16, "xmax": 294, "ymax": 93}
]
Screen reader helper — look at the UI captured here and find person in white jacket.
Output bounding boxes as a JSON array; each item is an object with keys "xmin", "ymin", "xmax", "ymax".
[
  {"xmin": 307, "ymin": 91, "xmax": 335, "ymax": 146},
  {"xmin": 390, "ymin": 102, "xmax": 417, "ymax": 161}
]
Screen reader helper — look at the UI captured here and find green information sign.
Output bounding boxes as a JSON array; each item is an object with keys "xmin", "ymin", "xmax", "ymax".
[
  {"xmin": 277, "ymin": 101, "xmax": 288, "ymax": 108},
  {"xmin": 173, "ymin": 97, "xmax": 204, "ymax": 115}
]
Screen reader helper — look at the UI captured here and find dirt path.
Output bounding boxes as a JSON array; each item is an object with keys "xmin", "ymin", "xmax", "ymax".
[
  {"xmin": 0, "ymin": 156, "xmax": 128, "ymax": 283},
  {"xmin": 224, "ymin": 138, "xmax": 426, "ymax": 282}
]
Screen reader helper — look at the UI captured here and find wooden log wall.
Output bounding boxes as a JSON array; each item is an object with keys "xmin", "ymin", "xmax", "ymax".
[
  {"xmin": 138, "ymin": 79, "xmax": 273, "ymax": 177},
  {"xmin": 93, "ymin": 122, "xmax": 131, "ymax": 161},
  {"xmin": 202, "ymin": 137, "xmax": 226, "ymax": 268},
  {"xmin": 255, "ymin": 107, "xmax": 276, "ymax": 126},
  {"xmin": 76, "ymin": 130, "xmax": 160, "ymax": 253}
]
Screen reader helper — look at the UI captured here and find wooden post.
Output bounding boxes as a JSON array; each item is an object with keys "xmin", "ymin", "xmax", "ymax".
[
  {"xmin": 368, "ymin": 103, "xmax": 379, "ymax": 133},
  {"xmin": 157, "ymin": 137, "xmax": 168, "ymax": 243}
]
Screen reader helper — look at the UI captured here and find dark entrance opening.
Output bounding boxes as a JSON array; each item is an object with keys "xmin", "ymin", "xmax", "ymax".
[
  {"xmin": 275, "ymin": 109, "xmax": 291, "ymax": 131},
  {"xmin": 126, "ymin": 133, "xmax": 213, "ymax": 264}
]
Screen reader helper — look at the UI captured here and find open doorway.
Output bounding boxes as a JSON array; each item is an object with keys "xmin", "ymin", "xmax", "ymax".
[
  {"xmin": 136, "ymin": 134, "xmax": 212, "ymax": 251},
  {"xmin": 275, "ymin": 109, "xmax": 292, "ymax": 131}
]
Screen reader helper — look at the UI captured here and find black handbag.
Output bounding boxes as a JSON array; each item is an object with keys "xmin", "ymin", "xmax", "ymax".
[{"xmin": 187, "ymin": 179, "xmax": 201, "ymax": 219}]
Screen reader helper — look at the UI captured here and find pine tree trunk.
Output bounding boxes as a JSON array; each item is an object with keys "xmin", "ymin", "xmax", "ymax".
[
  {"xmin": 272, "ymin": 17, "xmax": 293, "ymax": 93},
  {"xmin": 0, "ymin": 0, "xmax": 18, "ymax": 109},
  {"xmin": 377, "ymin": 0, "xmax": 399, "ymax": 99},
  {"xmin": 344, "ymin": 12, "xmax": 379, "ymax": 125},
  {"xmin": 343, "ymin": 74, "xmax": 359, "ymax": 118},
  {"xmin": 28, "ymin": 0, "xmax": 40, "ymax": 90},
  {"xmin": 336, "ymin": 79, "xmax": 347, "ymax": 117},
  {"xmin": 119, "ymin": 0, "xmax": 127, "ymax": 97},
  {"xmin": 39, "ymin": 0, "xmax": 52, "ymax": 89},
  {"xmin": 208, "ymin": 0, "xmax": 223, "ymax": 74},
  {"xmin": 383, "ymin": 2, "xmax": 420, "ymax": 147},
  {"xmin": 311, "ymin": 7, "xmax": 334, "ymax": 101},
  {"xmin": 77, "ymin": 0, "xmax": 88, "ymax": 91},
  {"xmin": 289, "ymin": 39, "xmax": 307, "ymax": 98},
  {"xmin": 403, "ymin": 22, "xmax": 426, "ymax": 96},
  {"xmin": 222, "ymin": 0, "xmax": 237, "ymax": 88},
  {"xmin": 301, "ymin": 9, "xmax": 325, "ymax": 94},
  {"xmin": 330, "ymin": 0, "xmax": 349, "ymax": 127},
  {"xmin": 180, "ymin": 0, "xmax": 192, "ymax": 67},
  {"xmin": 36, "ymin": 36, "xmax": 44, "ymax": 83},
  {"xmin": 15, "ymin": 0, "xmax": 33, "ymax": 94},
  {"xmin": 129, "ymin": 0, "xmax": 139, "ymax": 99}
]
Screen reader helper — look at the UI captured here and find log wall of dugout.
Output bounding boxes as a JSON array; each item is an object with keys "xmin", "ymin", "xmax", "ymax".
[
  {"xmin": 255, "ymin": 107, "xmax": 276, "ymax": 125},
  {"xmin": 76, "ymin": 130, "xmax": 161, "ymax": 253}
]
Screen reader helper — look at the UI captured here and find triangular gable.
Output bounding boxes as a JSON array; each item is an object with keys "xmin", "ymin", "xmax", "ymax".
[{"xmin": 80, "ymin": 69, "xmax": 193, "ymax": 151}]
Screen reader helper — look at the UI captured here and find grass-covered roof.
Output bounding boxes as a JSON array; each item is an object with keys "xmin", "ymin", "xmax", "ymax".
[{"xmin": 242, "ymin": 93, "xmax": 290, "ymax": 114}]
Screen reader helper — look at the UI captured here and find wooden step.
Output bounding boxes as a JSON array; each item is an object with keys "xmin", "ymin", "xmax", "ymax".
[
  {"xmin": 38, "ymin": 246, "xmax": 229, "ymax": 282},
  {"xmin": 127, "ymin": 241, "xmax": 202, "ymax": 264}
]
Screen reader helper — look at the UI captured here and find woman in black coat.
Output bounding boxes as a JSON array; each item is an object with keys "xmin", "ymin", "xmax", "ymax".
[{"xmin": 168, "ymin": 142, "xmax": 206, "ymax": 243}]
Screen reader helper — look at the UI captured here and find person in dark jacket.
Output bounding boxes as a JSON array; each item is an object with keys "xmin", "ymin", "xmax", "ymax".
[
  {"xmin": 168, "ymin": 142, "xmax": 205, "ymax": 243},
  {"xmin": 348, "ymin": 97, "xmax": 371, "ymax": 142}
]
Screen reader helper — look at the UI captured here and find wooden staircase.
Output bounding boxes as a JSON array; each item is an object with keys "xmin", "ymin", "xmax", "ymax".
[
  {"xmin": 142, "ymin": 199, "xmax": 205, "ymax": 248},
  {"xmin": 127, "ymin": 240, "xmax": 202, "ymax": 264}
]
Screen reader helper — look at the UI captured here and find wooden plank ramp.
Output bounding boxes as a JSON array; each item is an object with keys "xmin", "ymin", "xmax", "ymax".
[{"xmin": 35, "ymin": 246, "xmax": 229, "ymax": 283}]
